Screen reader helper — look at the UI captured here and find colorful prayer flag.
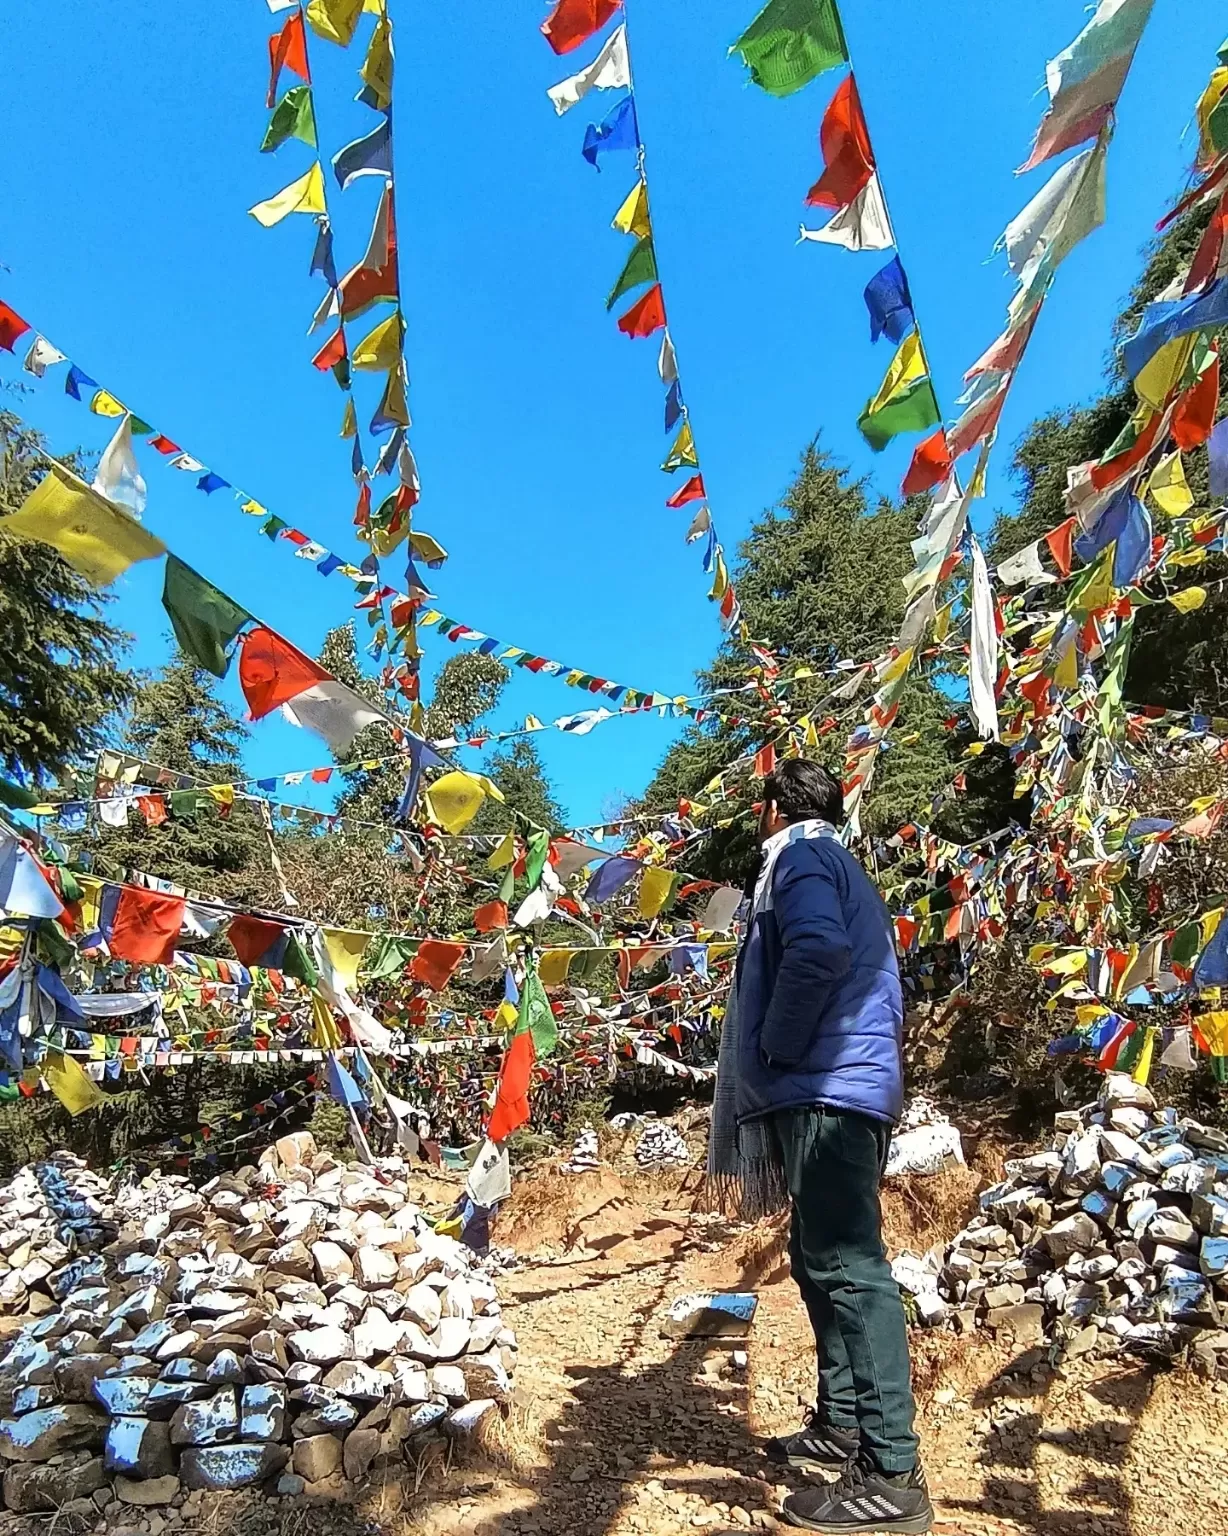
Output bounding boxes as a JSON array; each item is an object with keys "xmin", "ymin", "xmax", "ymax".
[
  {"xmin": 613, "ymin": 179, "xmax": 651, "ymax": 238},
  {"xmin": 2, "ymin": 463, "xmax": 166, "ymax": 586},
  {"xmin": 333, "ymin": 118, "xmax": 392, "ymax": 190},
  {"xmin": 616, "ymin": 283, "xmax": 665, "ymax": 338},
  {"xmin": 249, "ymin": 162, "xmax": 327, "ymax": 226},
  {"xmin": 864, "ymin": 256, "xmax": 915, "ymax": 345},
  {"xmin": 162, "ymin": 556, "xmax": 251, "ymax": 678},
  {"xmin": 267, "ymin": 10, "xmax": 310, "ymax": 109},
  {"xmin": 549, "ymin": 23, "xmax": 630, "ymax": 112},
  {"xmin": 857, "ymin": 332, "xmax": 940, "ymax": 452},
  {"xmin": 662, "ymin": 421, "xmax": 698, "ymax": 471},
  {"xmin": 0, "ymin": 302, "xmax": 31, "ymax": 353},
  {"xmin": 305, "ymin": 0, "xmax": 363, "ymax": 47},
  {"xmin": 582, "ymin": 94, "xmax": 638, "ymax": 169},
  {"xmin": 606, "ymin": 237, "xmax": 657, "ymax": 309},
  {"xmin": 730, "ymin": 0, "xmax": 848, "ymax": 98},
  {"xmin": 261, "ymin": 85, "xmax": 318, "ymax": 152},
  {"xmin": 541, "ymin": 0, "xmax": 621, "ymax": 56}
]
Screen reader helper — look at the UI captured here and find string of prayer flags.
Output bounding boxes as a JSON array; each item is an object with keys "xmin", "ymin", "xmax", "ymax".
[
  {"xmin": 730, "ymin": 0, "xmax": 848, "ymax": 98},
  {"xmin": 799, "ymin": 74, "xmax": 892, "ymax": 252},
  {"xmin": 1021, "ymin": 0, "xmax": 1156, "ymax": 172},
  {"xmin": 3, "ymin": 463, "xmax": 166, "ymax": 587}
]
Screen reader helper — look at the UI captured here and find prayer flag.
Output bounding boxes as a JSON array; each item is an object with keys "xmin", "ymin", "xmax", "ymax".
[
  {"xmin": 2, "ymin": 463, "xmax": 166, "ymax": 586},
  {"xmin": 22, "ymin": 336, "xmax": 65, "ymax": 377},
  {"xmin": 281, "ymin": 681, "xmax": 390, "ymax": 753},
  {"xmin": 352, "ymin": 312, "xmax": 402, "ymax": 370},
  {"xmin": 864, "ymin": 256, "xmax": 914, "ymax": 344},
  {"xmin": 261, "ymin": 85, "xmax": 318, "ymax": 152},
  {"xmin": 339, "ymin": 188, "xmax": 398, "ymax": 319},
  {"xmin": 107, "ymin": 885, "xmax": 185, "ymax": 966},
  {"xmin": 0, "ymin": 838, "xmax": 65, "ymax": 919},
  {"xmin": 306, "ymin": 0, "xmax": 363, "ymax": 47},
  {"xmin": 582, "ymin": 94, "xmax": 638, "ymax": 169},
  {"xmin": 64, "ymin": 365, "xmax": 97, "ymax": 400},
  {"xmin": 662, "ymin": 421, "xmax": 698, "ymax": 471},
  {"xmin": 666, "ymin": 475, "xmax": 705, "ymax": 508},
  {"xmin": 311, "ymin": 328, "xmax": 347, "ymax": 372},
  {"xmin": 322, "ymin": 927, "xmax": 369, "ymax": 991},
  {"xmin": 606, "ymin": 237, "xmax": 657, "ymax": 309},
  {"xmin": 1146, "ymin": 451, "xmax": 1194, "ymax": 517},
  {"xmin": 1171, "ymin": 347, "xmax": 1220, "ymax": 450},
  {"xmin": 1022, "ymin": 0, "xmax": 1155, "ymax": 171},
  {"xmin": 806, "ymin": 75, "xmax": 875, "ymax": 210},
  {"xmin": 89, "ymin": 390, "xmax": 126, "ymax": 418},
  {"xmin": 541, "ymin": 0, "xmax": 620, "ymax": 56},
  {"xmin": 409, "ymin": 939, "xmax": 466, "ymax": 991},
  {"xmin": 238, "ymin": 626, "xmax": 330, "ymax": 719},
  {"xmin": 857, "ymin": 332, "xmax": 940, "ymax": 452},
  {"xmin": 800, "ymin": 176, "xmax": 892, "ymax": 251},
  {"xmin": 1209, "ymin": 416, "xmax": 1228, "ymax": 501},
  {"xmin": 358, "ymin": 15, "xmax": 393, "ymax": 110},
  {"xmin": 616, "ymin": 283, "xmax": 665, "ymax": 338},
  {"xmin": 267, "ymin": 10, "xmax": 310, "ymax": 109},
  {"xmin": 613, "ymin": 178, "xmax": 651, "ymax": 238},
  {"xmin": 730, "ymin": 0, "xmax": 848, "ymax": 98},
  {"xmin": 1002, "ymin": 143, "xmax": 1106, "ymax": 286},
  {"xmin": 968, "ymin": 536, "xmax": 999, "ymax": 743},
  {"xmin": 0, "ymin": 302, "xmax": 31, "ymax": 353},
  {"xmin": 162, "ymin": 556, "xmax": 251, "ymax": 678},
  {"xmin": 427, "ymin": 771, "xmax": 489, "ymax": 834},
  {"xmin": 92, "ymin": 414, "xmax": 146, "ymax": 517},
  {"xmin": 1121, "ymin": 275, "xmax": 1228, "ymax": 382},
  {"xmin": 333, "ymin": 118, "xmax": 392, "ymax": 190},
  {"xmin": 370, "ymin": 365, "xmax": 410, "ymax": 435},
  {"xmin": 639, "ymin": 865, "xmax": 680, "ymax": 919},
  {"xmin": 42, "ymin": 1051, "xmax": 103, "ymax": 1116},
  {"xmin": 549, "ymin": 23, "xmax": 629, "ymax": 112},
  {"xmin": 902, "ymin": 427, "xmax": 952, "ymax": 496},
  {"xmin": 249, "ymin": 162, "xmax": 326, "ymax": 226}
]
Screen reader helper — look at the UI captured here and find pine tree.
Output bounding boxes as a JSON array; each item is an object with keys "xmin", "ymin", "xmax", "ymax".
[
  {"xmin": 0, "ymin": 411, "xmax": 135, "ymax": 785},
  {"xmin": 641, "ymin": 443, "xmax": 969, "ymax": 880},
  {"xmin": 92, "ymin": 651, "xmax": 273, "ymax": 902},
  {"xmin": 473, "ymin": 738, "xmax": 567, "ymax": 835}
]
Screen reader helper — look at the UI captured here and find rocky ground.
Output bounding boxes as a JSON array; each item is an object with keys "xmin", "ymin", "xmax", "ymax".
[{"xmin": 2, "ymin": 1117, "xmax": 1227, "ymax": 1536}]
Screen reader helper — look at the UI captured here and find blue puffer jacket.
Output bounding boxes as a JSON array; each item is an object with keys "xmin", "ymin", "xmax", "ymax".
[{"xmin": 734, "ymin": 830, "xmax": 904, "ymax": 1126}]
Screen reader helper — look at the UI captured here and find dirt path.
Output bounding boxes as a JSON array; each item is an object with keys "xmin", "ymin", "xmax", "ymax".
[{"xmin": 395, "ymin": 1166, "xmax": 1228, "ymax": 1536}]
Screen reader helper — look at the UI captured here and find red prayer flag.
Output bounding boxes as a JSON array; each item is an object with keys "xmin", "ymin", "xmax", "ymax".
[
  {"xmin": 237, "ymin": 626, "xmax": 330, "ymax": 720},
  {"xmin": 540, "ymin": 0, "xmax": 620, "ymax": 55},
  {"xmin": 474, "ymin": 900, "xmax": 509, "ymax": 934},
  {"xmin": 136, "ymin": 795, "xmax": 167, "ymax": 827},
  {"xmin": 902, "ymin": 427, "xmax": 952, "ymax": 496},
  {"xmin": 486, "ymin": 1028, "xmax": 536, "ymax": 1142},
  {"xmin": 805, "ymin": 75, "xmax": 875, "ymax": 210},
  {"xmin": 148, "ymin": 435, "xmax": 181, "ymax": 456},
  {"xmin": 1090, "ymin": 411, "xmax": 1163, "ymax": 491},
  {"xmin": 354, "ymin": 482, "xmax": 372, "ymax": 530},
  {"xmin": 311, "ymin": 329, "xmax": 347, "ymax": 372},
  {"xmin": 267, "ymin": 12, "xmax": 310, "ymax": 109},
  {"xmin": 1044, "ymin": 517, "xmax": 1076, "ymax": 577},
  {"xmin": 753, "ymin": 743, "xmax": 777, "ymax": 779},
  {"xmin": 665, "ymin": 474, "xmax": 706, "ymax": 509},
  {"xmin": 1184, "ymin": 190, "xmax": 1228, "ymax": 294},
  {"xmin": 1171, "ymin": 350, "xmax": 1220, "ymax": 450},
  {"xmin": 0, "ymin": 302, "xmax": 31, "ymax": 354},
  {"xmin": 409, "ymin": 939, "xmax": 466, "ymax": 991},
  {"xmin": 227, "ymin": 914, "xmax": 288, "ymax": 967},
  {"xmin": 107, "ymin": 886, "xmax": 185, "ymax": 966},
  {"xmin": 616, "ymin": 284, "xmax": 666, "ymax": 339},
  {"xmin": 946, "ymin": 383, "xmax": 1008, "ymax": 461}
]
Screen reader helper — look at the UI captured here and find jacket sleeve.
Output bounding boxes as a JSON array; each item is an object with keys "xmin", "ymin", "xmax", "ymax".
[{"xmin": 760, "ymin": 848, "xmax": 851, "ymax": 1068}]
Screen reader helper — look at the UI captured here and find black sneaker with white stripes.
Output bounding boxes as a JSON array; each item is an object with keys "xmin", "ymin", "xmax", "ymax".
[
  {"xmin": 765, "ymin": 1411, "xmax": 860, "ymax": 1472},
  {"xmin": 782, "ymin": 1455, "xmax": 933, "ymax": 1533}
]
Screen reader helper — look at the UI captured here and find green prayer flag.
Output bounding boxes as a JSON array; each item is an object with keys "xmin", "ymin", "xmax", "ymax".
[
  {"xmin": 363, "ymin": 935, "xmax": 417, "ymax": 980},
  {"xmin": 523, "ymin": 828, "xmax": 551, "ymax": 891},
  {"xmin": 260, "ymin": 515, "xmax": 288, "ymax": 540},
  {"xmin": 731, "ymin": 0, "xmax": 848, "ymax": 98},
  {"xmin": 282, "ymin": 933, "xmax": 319, "ymax": 988},
  {"xmin": 497, "ymin": 864, "xmax": 516, "ymax": 905},
  {"xmin": 1209, "ymin": 94, "xmax": 1228, "ymax": 158},
  {"xmin": 128, "ymin": 415, "xmax": 154, "ymax": 436},
  {"xmin": 516, "ymin": 965, "xmax": 558, "ymax": 1059},
  {"xmin": 161, "ymin": 555, "xmax": 251, "ymax": 679},
  {"xmin": 169, "ymin": 790, "xmax": 205, "ymax": 820},
  {"xmin": 606, "ymin": 238, "xmax": 658, "ymax": 311},
  {"xmin": 1171, "ymin": 922, "xmax": 1200, "ymax": 967},
  {"xmin": 857, "ymin": 376, "xmax": 939, "ymax": 452},
  {"xmin": 261, "ymin": 85, "xmax": 318, "ymax": 154},
  {"xmin": 0, "ymin": 777, "xmax": 40, "ymax": 810}
]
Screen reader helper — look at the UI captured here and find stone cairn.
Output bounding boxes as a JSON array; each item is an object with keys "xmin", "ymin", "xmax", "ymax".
[
  {"xmin": 634, "ymin": 1122, "xmax": 690, "ymax": 1170},
  {"xmin": 0, "ymin": 1133, "xmax": 517, "ymax": 1515},
  {"xmin": 936, "ymin": 1073, "xmax": 1228, "ymax": 1375}
]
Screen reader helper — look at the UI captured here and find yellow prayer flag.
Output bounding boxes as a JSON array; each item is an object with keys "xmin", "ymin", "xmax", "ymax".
[
  {"xmin": 248, "ymin": 162, "xmax": 327, "ymax": 228},
  {"xmin": 363, "ymin": 0, "xmax": 384, "ymax": 11},
  {"xmin": 538, "ymin": 950, "xmax": 573, "ymax": 987},
  {"xmin": 352, "ymin": 313, "xmax": 403, "ymax": 371},
  {"xmin": 612, "ymin": 179, "xmax": 651, "ymax": 239},
  {"xmin": 1146, "ymin": 451, "xmax": 1194, "ymax": 517},
  {"xmin": 41, "ymin": 1050, "xmax": 104, "ymax": 1116},
  {"xmin": 409, "ymin": 531, "xmax": 448, "ymax": 565},
  {"xmin": 708, "ymin": 549, "xmax": 729, "ymax": 602},
  {"xmin": 359, "ymin": 15, "xmax": 394, "ymax": 109},
  {"xmin": 864, "ymin": 331, "xmax": 928, "ymax": 417},
  {"xmin": 75, "ymin": 876, "xmax": 103, "ymax": 935},
  {"xmin": 310, "ymin": 992, "xmax": 343, "ymax": 1050},
  {"xmin": 1202, "ymin": 908, "xmax": 1225, "ymax": 946},
  {"xmin": 1131, "ymin": 1027, "xmax": 1156, "ymax": 1086},
  {"xmin": 306, "ymin": 0, "xmax": 363, "ymax": 47},
  {"xmin": 2, "ymin": 463, "xmax": 166, "ymax": 586},
  {"xmin": 1167, "ymin": 586, "xmax": 1207, "ymax": 613},
  {"xmin": 1167, "ymin": 547, "xmax": 1207, "ymax": 568},
  {"xmin": 323, "ymin": 928, "xmax": 370, "ymax": 991},
  {"xmin": 340, "ymin": 400, "xmax": 358, "ymax": 439},
  {"xmin": 1044, "ymin": 950, "xmax": 1088, "ymax": 977},
  {"xmin": 494, "ymin": 999, "xmax": 518, "ymax": 1033},
  {"xmin": 1135, "ymin": 337, "xmax": 1194, "ymax": 411},
  {"xmin": 427, "ymin": 771, "xmax": 489, "ymax": 834},
  {"xmin": 206, "ymin": 784, "xmax": 235, "ymax": 808},
  {"xmin": 239, "ymin": 499, "xmax": 266, "ymax": 517},
  {"xmin": 89, "ymin": 389, "xmax": 126, "ymax": 418},
  {"xmin": 1197, "ymin": 68, "xmax": 1228, "ymax": 164},
  {"xmin": 879, "ymin": 647, "xmax": 915, "ymax": 687},
  {"xmin": 933, "ymin": 601, "xmax": 954, "ymax": 643},
  {"xmin": 638, "ymin": 865, "xmax": 678, "ymax": 919}
]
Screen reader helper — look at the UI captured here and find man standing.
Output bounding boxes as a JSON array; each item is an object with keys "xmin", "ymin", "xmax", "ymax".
[{"xmin": 734, "ymin": 760, "xmax": 931, "ymax": 1534}]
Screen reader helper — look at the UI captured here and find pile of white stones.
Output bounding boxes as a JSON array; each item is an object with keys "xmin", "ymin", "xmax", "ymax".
[
  {"xmin": 634, "ymin": 1122, "xmax": 690, "ymax": 1170},
  {"xmin": 936, "ymin": 1073, "xmax": 1228, "ymax": 1372},
  {"xmin": 0, "ymin": 1159, "xmax": 113, "ymax": 1313},
  {"xmin": 560, "ymin": 1127, "xmax": 600, "ymax": 1174},
  {"xmin": 0, "ymin": 1133, "xmax": 517, "ymax": 1515}
]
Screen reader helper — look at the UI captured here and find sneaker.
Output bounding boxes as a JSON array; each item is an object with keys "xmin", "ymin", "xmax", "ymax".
[
  {"xmin": 782, "ymin": 1455, "xmax": 933, "ymax": 1533},
  {"xmin": 765, "ymin": 1411, "xmax": 860, "ymax": 1471}
]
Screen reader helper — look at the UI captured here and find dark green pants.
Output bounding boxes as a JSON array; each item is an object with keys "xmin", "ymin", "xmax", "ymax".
[{"xmin": 772, "ymin": 1105, "xmax": 920, "ymax": 1475}]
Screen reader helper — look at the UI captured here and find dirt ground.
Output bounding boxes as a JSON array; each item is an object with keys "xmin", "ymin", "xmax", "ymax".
[
  {"xmin": 362, "ymin": 1152, "xmax": 1228, "ymax": 1536},
  {"xmin": 17, "ymin": 1148, "xmax": 1228, "ymax": 1536}
]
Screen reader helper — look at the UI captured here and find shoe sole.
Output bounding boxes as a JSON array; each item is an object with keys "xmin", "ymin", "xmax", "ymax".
[
  {"xmin": 782, "ymin": 1509, "xmax": 933, "ymax": 1534},
  {"xmin": 767, "ymin": 1449, "xmax": 852, "ymax": 1472}
]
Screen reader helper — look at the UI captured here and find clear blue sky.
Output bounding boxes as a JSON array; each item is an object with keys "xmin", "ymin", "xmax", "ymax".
[{"xmin": 1, "ymin": 2, "xmax": 1221, "ymax": 826}]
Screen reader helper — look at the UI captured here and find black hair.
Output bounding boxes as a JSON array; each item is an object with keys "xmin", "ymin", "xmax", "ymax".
[{"xmin": 762, "ymin": 759, "xmax": 843, "ymax": 826}]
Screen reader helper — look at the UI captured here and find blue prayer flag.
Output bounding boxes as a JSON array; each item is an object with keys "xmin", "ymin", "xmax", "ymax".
[
  {"xmin": 316, "ymin": 554, "xmax": 343, "ymax": 576},
  {"xmin": 864, "ymin": 257, "xmax": 915, "ymax": 345},
  {"xmin": 582, "ymin": 95, "xmax": 638, "ymax": 170},
  {"xmin": 197, "ymin": 473, "xmax": 229, "ymax": 495},
  {"xmin": 665, "ymin": 378, "xmax": 683, "ymax": 431},
  {"xmin": 65, "ymin": 365, "xmax": 97, "ymax": 401},
  {"xmin": 333, "ymin": 119, "xmax": 392, "ymax": 191},
  {"xmin": 1121, "ymin": 274, "xmax": 1228, "ymax": 381}
]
